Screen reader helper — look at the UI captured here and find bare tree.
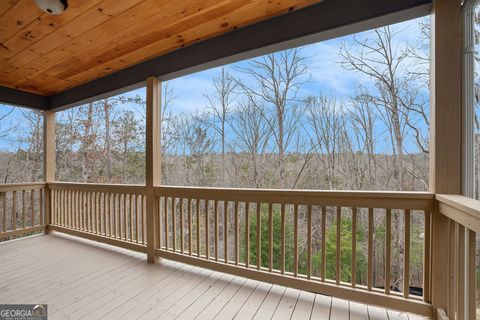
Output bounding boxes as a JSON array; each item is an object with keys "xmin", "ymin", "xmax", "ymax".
[
  {"xmin": 305, "ymin": 95, "xmax": 344, "ymax": 189},
  {"xmin": 235, "ymin": 48, "xmax": 309, "ymax": 187},
  {"xmin": 203, "ymin": 67, "xmax": 237, "ymax": 185},
  {"xmin": 340, "ymin": 26, "xmax": 428, "ymax": 190},
  {"xmin": 229, "ymin": 98, "xmax": 272, "ymax": 188}
]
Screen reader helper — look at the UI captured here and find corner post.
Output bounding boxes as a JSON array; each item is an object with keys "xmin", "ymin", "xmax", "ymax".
[
  {"xmin": 44, "ymin": 111, "xmax": 56, "ymax": 233},
  {"xmin": 146, "ymin": 76, "xmax": 161, "ymax": 262},
  {"xmin": 430, "ymin": 0, "xmax": 462, "ymax": 316}
]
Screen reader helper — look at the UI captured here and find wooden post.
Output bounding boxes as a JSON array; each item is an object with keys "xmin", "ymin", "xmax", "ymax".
[
  {"xmin": 430, "ymin": 0, "xmax": 462, "ymax": 316},
  {"xmin": 44, "ymin": 111, "xmax": 56, "ymax": 233},
  {"xmin": 146, "ymin": 76, "xmax": 161, "ymax": 263}
]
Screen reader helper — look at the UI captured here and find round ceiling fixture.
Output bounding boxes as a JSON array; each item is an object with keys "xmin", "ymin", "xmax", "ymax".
[{"xmin": 34, "ymin": 0, "xmax": 68, "ymax": 15}]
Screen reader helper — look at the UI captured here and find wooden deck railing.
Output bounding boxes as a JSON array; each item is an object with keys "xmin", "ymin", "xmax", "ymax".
[
  {"xmin": 0, "ymin": 182, "xmax": 46, "ymax": 240},
  {"xmin": 48, "ymin": 182, "xmax": 147, "ymax": 253},
  {"xmin": 154, "ymin": 186, "xmax": 434, "ymax": 316},
  {"xmin": 434, "ymin": 194, "xmax": 480, "ymax": 320},
  {"xmin": 4, "ymin": 181, "xmax": 440, "ymax": 316}
]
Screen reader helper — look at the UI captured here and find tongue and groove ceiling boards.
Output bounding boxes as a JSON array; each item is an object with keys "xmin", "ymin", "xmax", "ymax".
[{"xmin": 0, "ymin": 0, "xmax": 322, "ymax": 95}]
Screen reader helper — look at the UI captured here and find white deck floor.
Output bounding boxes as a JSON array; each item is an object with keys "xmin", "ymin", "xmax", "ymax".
[{"xmin": 0, "ymin": 233, "xmax": 429, "ymax": 320}]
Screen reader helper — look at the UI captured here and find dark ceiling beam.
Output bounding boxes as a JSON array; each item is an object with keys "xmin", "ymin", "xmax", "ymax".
[{"xmin": 0, "ymin": 85, "xmax": 49, "ymax": 111}]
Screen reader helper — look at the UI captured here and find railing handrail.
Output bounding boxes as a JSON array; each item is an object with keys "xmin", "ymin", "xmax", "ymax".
[
  {"xmin": 436, "ymin": 193, "xmax": 480, "ymax": 233},
  {"xmin": 48, "ymin": 181, "xmax": 146, "ymax": 194},
  {"xmin": 0, "ymin": 182, "xmax": 46, "ymax": 192},
  {"xmin": 155, "ymin": 185, "xmax": 434, "ymax": 210}
]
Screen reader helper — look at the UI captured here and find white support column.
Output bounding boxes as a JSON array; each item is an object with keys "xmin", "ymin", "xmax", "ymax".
[{"xmin": 145, "ymin": 76, "xmax": 161, "ymax": 263}]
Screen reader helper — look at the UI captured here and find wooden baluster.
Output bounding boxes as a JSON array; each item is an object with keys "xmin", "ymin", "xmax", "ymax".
[
  {"xmin": 180, "ymin": 197, "xmax": 184, "ymax": 254},
  {"xmin": 80, "ymin": 190, "xmax": 84, "ymax": 230},
  {"xmin": 80, "ymin": 190, "xmax": 83, "ymax": 230},
  {"xmin": 12, "ymin": 190, "xmax": 17, "ymax": 230},
  {"xmin": 65, "ymin": 190, "xmax": 68, "ymax": 228},
  {"xmin": 22, "ymin": 190, "xmax": 26, "ymax": 229},
  {"xmin": 256, "ymin": 202, "xmax": 261, "ymax": 270},
  {"xmin": 268, "ymin": 203, "xmax": 273, "ymax": 273},
  {"xmin": 293, "ymin": 204, "xmax": 298, "ymax": 277},
  {"xmin": 98, "ymin": 192, "xmax": 101, "ymax": 234},
  {"xmin": 423, "ymin": 210, "xmax": 431, "ymax": 302},
  {"xmin": 2, "ymin": 193, "xmax": 5, "ymax": 232},
  {"xmin": 457, "ymin": 225, "xmax": 465, "ymax": 320},
  {"xmin": 307, "ymin": 205, "xmax": 312, "ymax": 280},
  {"xmin": 144, "ymin": 195, "xmax": 147, "ymax": 245},
  {"xmin": 172, "ymin": 197, "xmax": 176, "ymax": 251},
  {"xmin": 142, "ymin": 195, "xmax": 147, "ymax": 244},
  {"xmin": 72, "ymin": 190, "xmax": 75, "ymax": 229},
  {"xmin": 224, "ymin": 201, "xmax": 228, "ymax": 264},
  {"xmin": 77, "ymin": 190, "xmax": 81, "ymax": 230},
  {"xmin": 60, "ymin": 190, "xmax": 66, "ymax": 227},
  {"xmin": 136, "ymin": 194, "xmax": 140, "ymax": 244},
  {"xmin": 123, "ymin": 193, "xmax": 127, "ymax": 240},
  {"xmin": 51, "ymin": 190, "xmax": 55, "ymax": 226},
  {"xmin": 403, "ymin": 209, "xmax": 411, "ymax": 299},
  {"xmin": 83, "ymin": 191, "xmax": 87, "ymax": 231},
  {"xmin": 448, "ymin": 221, "xmax": 456, "ymax": 315},
  {"xmin": 61, "ymin": 190, "xmax": 64, "ymax": 227},
  {"xmin": 205, "ymin": 199, "xmax": 209, "ymax": 259},
  {"xmin": 112, "ymin": 193, "xmax": 116, "ymax": 238},
  {"xmin": 336, "ymin": 206, "xmax": 341, "ymax": 285},
  {"xmin": 84, "ymin": 191, "xmax": 88, "ymax": 231},
  {"xmin": 321, "ymin": 205, "xmax": 326, "ymax": 282},
  {"xmin": 88, "ymin": 192, "xmax": 92, "ymax": 232},
  {"xmin": 62, "ymin": 189, "xmax": 65, "ymax": 227},
  {"xmin": 50, "ymin": 190, "xmax": 54, "ymax": 226},
  {"xmin": 468, "ymin": 230, "xmax": 476, "ymax": 320},
  {"xmin": 188, "ymin": 198, "xmax": 192, "ymax": 255},
  {"xmin": 98, "ymin": 192, "xmax": 102, "ymax": 234},
  {"xmin": 196, "ymin": 199, "xmax": 200, "ymax": 257},
  {"xmin": 235, "ymin": 201, "xmax": 239, "ymax": 265},
  {"xmin": 164, "ymin": 196, "xmax": 168, "ymax": 250},
  {"xmin": 77, "ymin": 190, "xmax": 80, "ymax": 230},
  {"xmin": 73, "ymin": 190, "xmax": 76, "ymax": 230},
  {"xmin": 30, "ymin": 190, "xmax": 35, "ymax": 227},
  {"xmin": 280, "ymin": 203, "xmax": 285, "ymax": 275},
  {"xmin": 68, "ymin": 190, "xmax": 71, "ymax": 227},
  {"xmin": 39, "ymin": 189, "xmax": 43, "ymax": 226},
  {"xmin": 97, "ymin": 192, "xmax": 100, "ymax": 233},
  {"xmin": 130, "ymin": 194, "xmax": 134, "ymax": 241},
  {"xmin": 245, "ymin": 201, "xmax": 250, "ymax": 268},
  {"xmin": 90, "ymin": 192, "xmax": 97, "ymax": 233},
  {"xmin": 385, "ymin": 209, "xmax": 391, "ymax": 294},
  {"xmin": 108, "ymin": 193, "xmax": 112, "ymax": 237},
  {"xmin": 352, "ymin": 207, "xmax": 357, "ymax": 288},
  {"xmin": 106, "ymin": 192, "xmax": 112, "ymax": 234},
  {"xmin": 214, "ymin": 200, "xmax": 218, "ymax": 261},
  {"xmin": 103, "ymin": 192, "xmax": 110, "ymax": 237},
  {"xmin": 367, "ymin": 208, "xmax": 373, "ymax": 291},
  {"xmin": 140, "ymin": 194, "xmax": 147, "ymax": 244},
  {"xmin": 156, "ymin": 196, "xmax": 161, "ymax": 247}
]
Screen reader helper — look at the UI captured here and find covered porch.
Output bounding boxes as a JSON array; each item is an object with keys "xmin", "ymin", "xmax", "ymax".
[{"xmin": 0, "ymin": 0, "xmax": 478, "ymax": 319}]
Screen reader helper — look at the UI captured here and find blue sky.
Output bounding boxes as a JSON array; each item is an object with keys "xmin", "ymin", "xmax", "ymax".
[{"xmin": 0, "ymin": 16, "xmax": 429, "ymax": 153}]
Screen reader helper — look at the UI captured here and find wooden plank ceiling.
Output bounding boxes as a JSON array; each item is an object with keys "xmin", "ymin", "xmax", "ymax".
[{"xmin": 0, "ymin": 0, "xmax": 322, "ymax": 96}]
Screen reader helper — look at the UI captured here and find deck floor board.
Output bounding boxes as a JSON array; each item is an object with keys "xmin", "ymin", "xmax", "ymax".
[{"xmin": 0, "ymin": 234, "xmax": 430, "ymax": 320}]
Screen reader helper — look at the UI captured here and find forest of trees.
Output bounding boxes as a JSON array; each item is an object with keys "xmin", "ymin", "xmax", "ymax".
[{"xmin": 0, "ymin": 18, "xmax": 471, "ymax": 295}]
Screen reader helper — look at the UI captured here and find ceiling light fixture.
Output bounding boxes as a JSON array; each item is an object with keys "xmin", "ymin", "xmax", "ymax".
[{"xmin": 34, "ymin": 0, "xmax": 68, "ymax": 15}]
